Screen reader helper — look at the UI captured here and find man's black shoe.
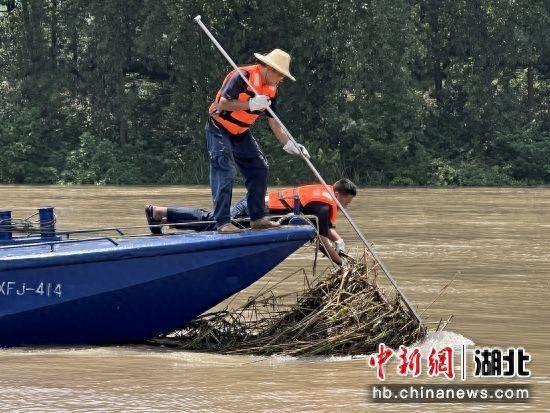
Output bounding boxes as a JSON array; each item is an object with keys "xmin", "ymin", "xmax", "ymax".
[{"xmin": 145, "ymin": 205, "xmax": 162, "ymax": 235}]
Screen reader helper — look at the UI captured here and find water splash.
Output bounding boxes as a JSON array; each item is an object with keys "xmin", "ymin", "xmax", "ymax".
[{"xmin": 414, "ymin": 330, "xmax": 474, "ymax": 354}]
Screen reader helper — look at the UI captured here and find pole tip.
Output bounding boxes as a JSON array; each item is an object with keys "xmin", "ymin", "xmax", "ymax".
[{"xmin": 193, "ymin": 15, "xmax": 201, "ymax": 23}]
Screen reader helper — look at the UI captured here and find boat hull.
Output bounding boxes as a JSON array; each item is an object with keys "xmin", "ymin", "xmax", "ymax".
[{"xmin": 0, "ymin": 227, "xmax": 314, "ymax": 346}]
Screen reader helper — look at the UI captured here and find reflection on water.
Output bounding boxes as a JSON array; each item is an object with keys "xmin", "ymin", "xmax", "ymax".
[{"xmin": 0, "ymin": 186, "xmax": 548, "ymax": 412}]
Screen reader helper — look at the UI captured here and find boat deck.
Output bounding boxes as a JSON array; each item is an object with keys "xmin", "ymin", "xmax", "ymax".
[{"xmin": 0, "ymin": 226, "xmax": 315, "ymax": 269}]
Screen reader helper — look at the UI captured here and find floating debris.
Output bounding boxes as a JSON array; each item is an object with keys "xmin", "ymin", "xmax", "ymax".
[{"xmin": 152, "ymin": 250, "xmax": 427, "ymax": 356}]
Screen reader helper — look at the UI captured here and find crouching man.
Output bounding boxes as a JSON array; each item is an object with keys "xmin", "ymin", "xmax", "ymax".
[{"xmin": 146, "ymin": 179, "xmax": 357, "ymax": 266}]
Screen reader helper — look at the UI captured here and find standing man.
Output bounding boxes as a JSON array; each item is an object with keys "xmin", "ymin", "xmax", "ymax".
[{"xmin": 206, "ymin": 49, "xmax": 309, "ymax": 233}]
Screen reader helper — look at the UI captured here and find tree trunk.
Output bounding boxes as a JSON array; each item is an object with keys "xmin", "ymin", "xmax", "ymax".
[
  {"xmin": 20, "ymin": 0, "xmax": 34, "ymax": 73},
  {"xmin": 50, "ymin": 0, "xmax": 59, "ymax": 69},
  {"xmin": 527, "ymin": 63, "xmax": 534, "ymax": 111},
  {"xmin": 70, "ymin": 26, "xmax": 78, "ymax": 64},
  {"xmin": 422, "ymin": 0, "xmax": 444, "ymax": 106},
  {"xmin": 117, "ymin": 84, "xmax": 128, "ymax": 146},
  {"xmin": 434, "ymin": 60, "xmax": 443, "ymax": 104},
  {"xmin": 21, "ymin": 0, "xmax": 46, "ymax": 74}
]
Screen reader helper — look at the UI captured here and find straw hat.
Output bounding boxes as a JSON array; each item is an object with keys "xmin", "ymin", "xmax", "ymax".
[{"xmin": 254, "ymin": 49, "xmax": 296, "ymax": 81}]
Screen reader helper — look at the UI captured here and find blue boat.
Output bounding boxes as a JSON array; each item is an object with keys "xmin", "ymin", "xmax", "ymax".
[{"xmin": 0, "ymin": 208, "xmax": 315, "ymax": 346}]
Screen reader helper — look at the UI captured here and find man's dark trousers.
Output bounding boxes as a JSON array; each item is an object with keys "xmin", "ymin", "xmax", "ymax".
[{"xmin": 205, "ymin": 120, "xmax": 268, "ymax": 227}]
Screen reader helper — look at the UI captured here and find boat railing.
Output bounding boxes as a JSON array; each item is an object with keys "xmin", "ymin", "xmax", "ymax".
[
  {"xmin": 55, "ymin": 216, "xmax": 270, "ymax": 238},
  {"xmin": 1, "ymin": 220, "xmax": 218, "ymax": 239},
  {"xmin": 0, "ymin": 236, "xmax": 120, "ymax": 252},
  {"xmin": 54, "ymin": 218, "xmax": 249, "ymax": 238}
]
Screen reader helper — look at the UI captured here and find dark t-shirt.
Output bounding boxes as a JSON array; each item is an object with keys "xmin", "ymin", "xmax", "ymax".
[
  {"xmin": 302, "ymin": 201, "xmax": 334, "ymax": 237},
  {"xmin": 270, "ymin": 201, "xmax": 334, "ymax": 236}
]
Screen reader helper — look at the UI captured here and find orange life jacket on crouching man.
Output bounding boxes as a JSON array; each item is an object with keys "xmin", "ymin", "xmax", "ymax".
[
  {"xmin": 267, "ymin": 185, "xmax": 339, "ymax": 224},
  {"xmin": 209, "ymin": 64, "xmax": 277, "ymax": 135}
]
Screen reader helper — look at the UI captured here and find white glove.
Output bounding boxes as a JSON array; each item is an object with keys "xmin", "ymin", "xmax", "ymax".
[
  {"xmin": 334, "ymin": 239, "xmax": 346, "ymax": 254},
  {"xmin": 248, "ymin": 95, "xmax": 271, "ymax": 111},
  {"xmin": 283, "ymin": 140, "xmax": 310, "ymax": 158}
]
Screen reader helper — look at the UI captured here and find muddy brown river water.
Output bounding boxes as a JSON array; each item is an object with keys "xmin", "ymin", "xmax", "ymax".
[{"xmin": 0, "ymin": 185, "xmax": 548, "ymax": 412}]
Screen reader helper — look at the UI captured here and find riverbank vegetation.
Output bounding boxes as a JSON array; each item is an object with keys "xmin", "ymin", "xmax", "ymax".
[{"xmin": 0, "ymin": 1, "xmax": 548, "ymax": 186}]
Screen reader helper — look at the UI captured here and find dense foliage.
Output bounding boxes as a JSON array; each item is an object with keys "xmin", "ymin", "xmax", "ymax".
[{"xmin": 0, "ymin": 0, "xmax": 548, "ymax": 185}]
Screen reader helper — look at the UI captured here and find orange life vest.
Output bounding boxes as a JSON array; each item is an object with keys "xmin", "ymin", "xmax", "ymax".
[
  {"xmin": 209, "ymin": 64, "xmax": 277, "ymax": 135},
  {"xmin": 267, "ymin": 185, "xmax": 339, "ymax": 224}
]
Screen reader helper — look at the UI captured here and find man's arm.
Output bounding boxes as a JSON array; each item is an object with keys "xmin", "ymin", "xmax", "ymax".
[
  {"xmin": 269, "ymin": 117, "xmax": 310, "ymax": 158},
  {"xmin": 327, "ymin": 228, "xmax": 341, "ymax": 242},
  {"xmin": 217, "ymin": 97, "xmax": 250, "ymax": 112},
  {"xmin": 305, "ymin": 202, "xmax": 343, "ymax": 266},
  {"xmin": 215, "ymin": 71, "xmax": 270, "ymax": 112},
  {"xmin": 320, "ymin": 235, "xmax": 343, "ymax": 266},
  {"xmin": 268, "ymin": 117, "xmax": 289, "ymax": 145},
  {"xmin": 328, "ymin": 227, "xmax": 346, "ymax": 255}
]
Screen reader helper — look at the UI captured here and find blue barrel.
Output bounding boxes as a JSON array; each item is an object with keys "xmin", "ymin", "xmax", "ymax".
[
  {"xmin": 288, "ymin": 194, "xmax": 308, "ymax": 225},
  {"xmin": 288, "ymin": 215, "xmax": 308, "ymax": 226},
  {"xmin": 38, "ymin": 207, "xmax": 56, "ymax": 238},
  {"xmin": 0, "ymin": 210, "xmax": 12, "ymax": 240},
  {"xmin": 293, "ymin": 194, "xmax": 301, "ymax": 215}
]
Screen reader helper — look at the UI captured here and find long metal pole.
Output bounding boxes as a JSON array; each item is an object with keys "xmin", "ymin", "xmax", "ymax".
[{"xmin": 193, "ymin": 15, "xmax": 421, "ymax": 323}]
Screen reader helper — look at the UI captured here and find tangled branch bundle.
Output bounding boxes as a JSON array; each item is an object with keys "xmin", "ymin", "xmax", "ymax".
[{"xmin": 155, "ymin": 251, "xmax": 426, "ymax": 356}]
